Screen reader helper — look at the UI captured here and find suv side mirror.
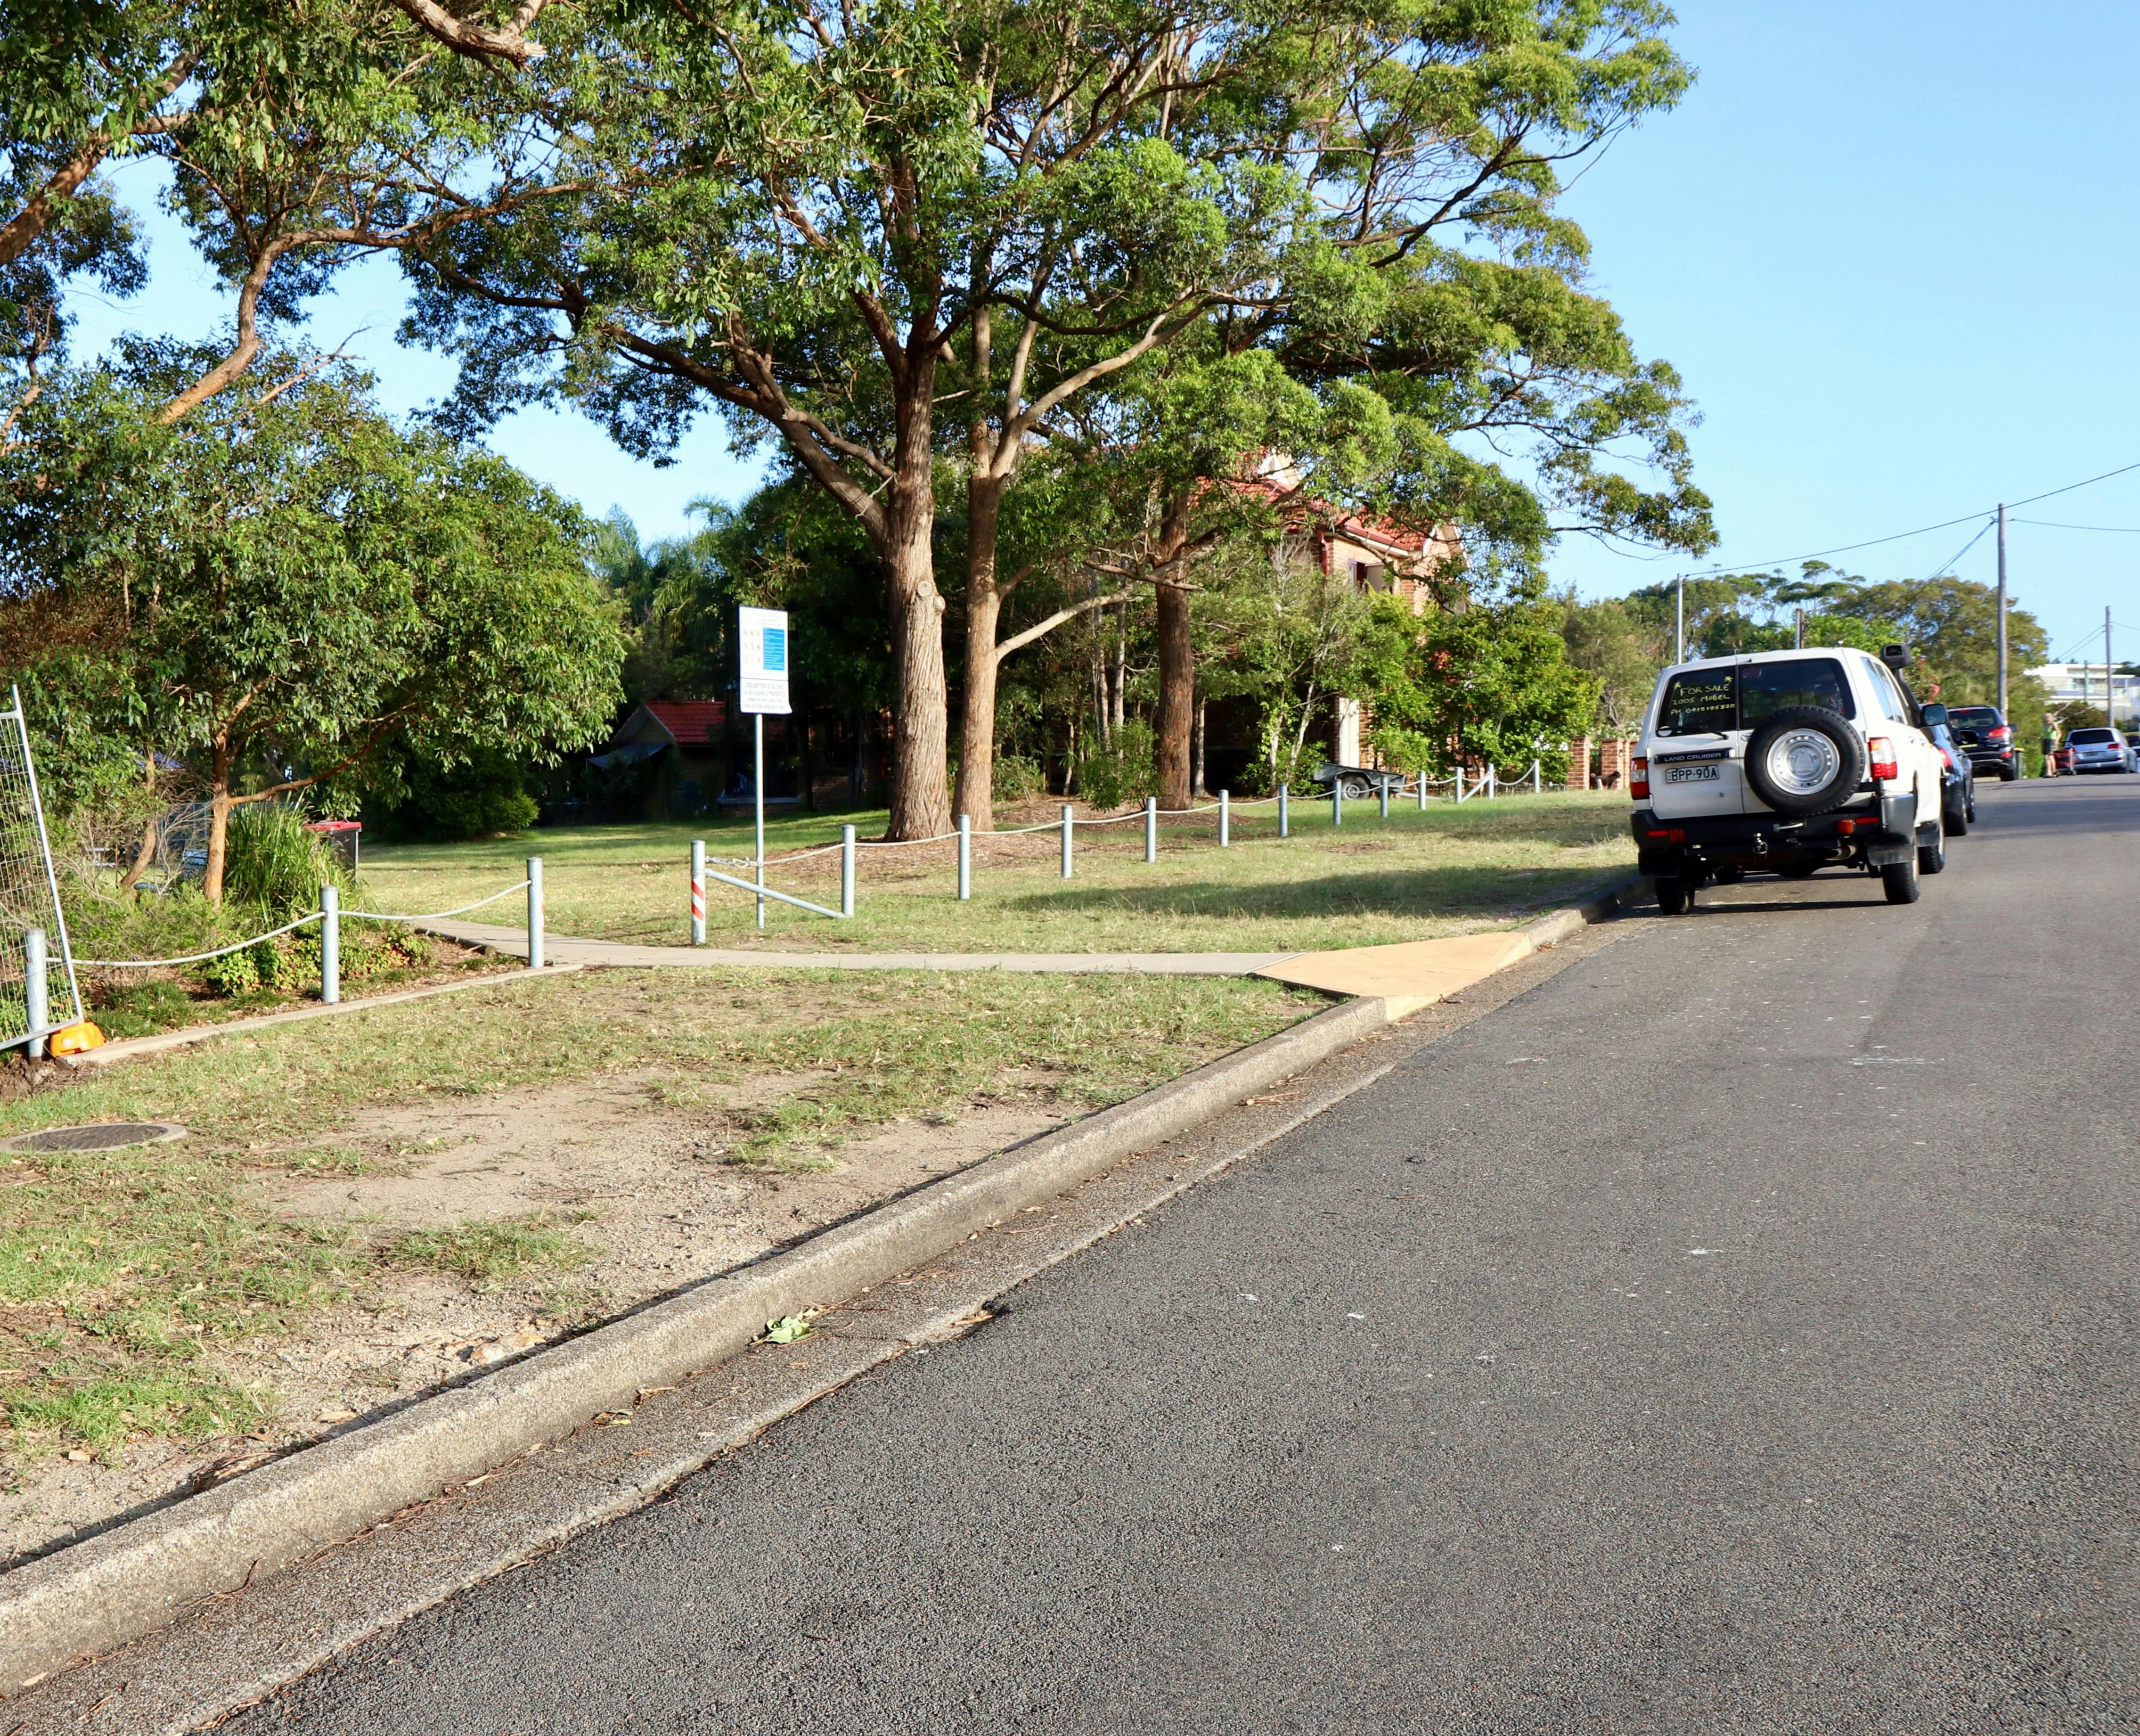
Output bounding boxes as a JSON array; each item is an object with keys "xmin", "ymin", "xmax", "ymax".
[{"xmin": 1919, "ymin": 702, "xmax": 1948, "ymax": 727}]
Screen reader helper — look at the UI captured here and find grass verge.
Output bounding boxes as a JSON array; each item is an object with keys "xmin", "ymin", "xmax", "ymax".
[
  {"xmin": 358, "ymin": 792, "xmax": 1637, "ymax": 955},
  {"xmin": 0, "ymin": 966, "xmax": 1316, "ymax": 1463}
]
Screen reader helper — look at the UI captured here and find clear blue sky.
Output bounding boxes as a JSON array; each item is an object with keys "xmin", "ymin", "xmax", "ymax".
[{"xmin": 61, "ymin": 1, "xmax": 2140, "ymax": 663}]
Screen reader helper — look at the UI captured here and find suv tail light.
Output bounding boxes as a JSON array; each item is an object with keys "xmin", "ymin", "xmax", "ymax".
[
  {"xmin": 1989, "ymin": 725, "xmax": 2013, "ymax": 742},
  {"xmin": 1939, "ymin": 747, "xmax": 1955, "ymax": 770},
  {"xmin": 1867, "ymin": 736, "xmax": 1899, "ymax": 780},
  {"xmin": 1631, "ymin": 756, "xmax": 1649, "ymax": 800}
]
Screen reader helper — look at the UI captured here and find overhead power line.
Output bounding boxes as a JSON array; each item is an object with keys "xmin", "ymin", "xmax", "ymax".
[{"xmin": 1677, "ymin": 454, "xmax": 2140, "ymax": 579}]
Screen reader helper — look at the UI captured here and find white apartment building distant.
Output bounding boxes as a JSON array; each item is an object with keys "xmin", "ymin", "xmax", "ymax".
[{"xmin": 2029, "ymin": 662, "xmax": 2137, "ymax": 723}]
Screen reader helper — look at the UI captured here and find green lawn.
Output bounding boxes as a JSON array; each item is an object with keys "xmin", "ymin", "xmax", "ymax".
[
  {"xmin": 0, "ymin": 967, "xmax": 1314, "ymax": 1460},
  {"xmin": 360, "ymin": 791, "xmax": 1638, "ymax": 954}
]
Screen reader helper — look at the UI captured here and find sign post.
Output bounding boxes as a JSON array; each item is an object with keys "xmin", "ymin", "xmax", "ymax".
[{"xmin": 737, "ymin": 606, "xmax": 792, "ymax": 931}]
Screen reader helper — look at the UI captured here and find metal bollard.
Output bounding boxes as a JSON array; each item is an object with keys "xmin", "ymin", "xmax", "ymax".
[
  {"xmin": 1487, "ymin": 766, "xmax": 1497, "ymax": 799},
  {"xmin": 23, "ymin": 926, "xmax": 46, "ymax": 1059},
  {"xmin": 1532, "ymin": 758, "xmax": 1542, "ymax": 795},
  {"xmin": 1144, "ymin": 796, "xmax": 1158, "ymax": 863},
  {"xmin": 1279, "ymin": 784, "xmax": 1290, "ymax": 837},
  {"xmin": 957, "ymin": 814, "xmax": 972, "ymax": 900},
  {"xmin": 841, "ymin": 826, "xmax": 856, "ymax": 918},
  {"xmin": 1454, "ymin": 768, "xmax": 1466, "ymax": 803},
  {"xmin": 1219, "ymin": 789, "xmax": 1230, "ymax": 848},
  {"xmin": 1417, "ymin": 769, "xmax": 1427, "ymax": 811},
  {"xmin": 320, "ymin": 885, "xmax": 340, "ymax": 1005},
  {"xmin": 1379, "ymin": 778, "xmax": 1389, "ymax": 820},
  {"xmin": 690, "ymin": 839, "xmax": 706, "ymax": 945},
  {"xmin": 1331, "ymin": 782, "xmax": 1343, "ymax": 827},
  {"xmin": 1061, "ymin": 805, "xmax": 1074, "ymax": 879},
  {"xmin": 527, "ymin": 857, "xmax": 545, "ymax": 968}
]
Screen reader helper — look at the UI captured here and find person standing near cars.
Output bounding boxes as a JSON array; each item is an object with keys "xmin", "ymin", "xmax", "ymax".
[{"xmin": 2042, "ymin": 721, "xmax": 2058, "ymax": 776}]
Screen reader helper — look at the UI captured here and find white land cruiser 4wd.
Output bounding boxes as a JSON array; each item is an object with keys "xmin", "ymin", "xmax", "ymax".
[{"xmin": 1627, "ymin": 644, "xmax": 1949, "ymax": 914}]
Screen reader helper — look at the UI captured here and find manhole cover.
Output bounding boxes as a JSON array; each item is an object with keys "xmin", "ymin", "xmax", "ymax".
[{"xmin": 0, "ymin": 1122, "xmax": 188, "ymax": 1155}]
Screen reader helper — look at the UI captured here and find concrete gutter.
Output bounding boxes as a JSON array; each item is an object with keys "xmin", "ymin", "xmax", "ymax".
[{"xmin": 0, "ymin": 872, "xmax": 1644, "ymax": 1693}]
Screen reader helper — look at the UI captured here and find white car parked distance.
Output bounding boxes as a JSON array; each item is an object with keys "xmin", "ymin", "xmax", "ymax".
[{"xmin": 1628, "ymin": 644, "xmax": 1951, "ymax": 913}]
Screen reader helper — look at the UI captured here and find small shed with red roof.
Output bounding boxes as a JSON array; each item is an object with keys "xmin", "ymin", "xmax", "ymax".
[{"xmin": 589, "ymin": 700, "xmax": 733, "ymax": 817}]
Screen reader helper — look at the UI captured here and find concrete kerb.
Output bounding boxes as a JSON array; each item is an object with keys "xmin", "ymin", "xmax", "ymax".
[{"xmin": 0, "ymin": 873, "xmax": 1645, "ymax": 1693}]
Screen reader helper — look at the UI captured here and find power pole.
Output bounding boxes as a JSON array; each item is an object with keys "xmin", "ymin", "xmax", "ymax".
[
  {"xmin": 1794, "ymin": 606, "xmax": 1805, "ymax": 650},
  {"xmin": 2108, "ymin": 605, "xmax": 2115, "ymax": 729},
  {"xmin": 1996, "ymin": 504, "xmax": 2009, "ymax": 718},
  {"xmin": 1675, "ymin": 574, "xmax": 1685, "ymax": 664}
]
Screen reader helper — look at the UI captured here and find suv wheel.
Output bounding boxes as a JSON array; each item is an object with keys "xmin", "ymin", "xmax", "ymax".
[
  {"xmin": 1943, "ymin": 795, "xmax": 1968, "ymax": 837},
  {"xmin": 1656, "ymin": 875, "xmax": 1692, "ymax": 916},
  {"xmin": 1999, "ymin": 764, "xmax": 2019, "ymax": 782},
  {"xmin": 1882, "ymin": 851, "xmax": 1922, "ymax": 904}
]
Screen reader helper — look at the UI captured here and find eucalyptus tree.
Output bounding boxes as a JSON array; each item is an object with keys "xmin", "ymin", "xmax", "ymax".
[
  {"xmin": 0, "ymin": 0, "xmax": 563, "ymax": 431},
  {"xmin": 0, "ymin": 345, "xmax": 623, "ymax": 900},
  {"xmin": 943, "ymin": 0, "xmax": 1707, "ymax": 816},
  {"xmin": 394, "ymin": 0, "xmax": 1694, "ymax": 835}
]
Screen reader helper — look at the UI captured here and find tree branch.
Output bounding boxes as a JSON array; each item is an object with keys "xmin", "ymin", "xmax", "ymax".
[
  {"xmin": 385, "ymin": 0, "xmax": 555, "ymax": 66},
  {"xmin": 993, "ymin": 587, "xmax": 1134, "ymax": 665}
]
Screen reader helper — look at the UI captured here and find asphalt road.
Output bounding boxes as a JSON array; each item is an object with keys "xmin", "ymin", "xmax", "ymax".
[{"xmin": 237, "ymin": 778, "xmax": 2138, "ymax": 1734}]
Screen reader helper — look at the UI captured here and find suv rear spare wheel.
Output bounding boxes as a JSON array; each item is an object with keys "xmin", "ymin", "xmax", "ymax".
[{"xmin": 1744, "ymin": 707, "xmax": 1866, "ymax": 817}]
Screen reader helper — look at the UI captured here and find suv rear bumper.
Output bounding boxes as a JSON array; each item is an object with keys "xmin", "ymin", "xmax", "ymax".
[{"xmin": 1631, "ymin": 793, "xmax": 1919, "ymax": 874}]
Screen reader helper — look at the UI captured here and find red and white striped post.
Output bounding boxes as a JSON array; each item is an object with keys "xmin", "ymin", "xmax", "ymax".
[{"xmin": 689, "ymin": 839, "xmax": 706, "ymax": 946}]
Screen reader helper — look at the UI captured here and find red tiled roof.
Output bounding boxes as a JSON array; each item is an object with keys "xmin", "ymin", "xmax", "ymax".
[
  {"xmin": 1225, "ymin": 475, "xmax": 1451, "ymax": 560},
  {"xmin": 643, "ymin": 700, "xmax": 727, "ymax": 745}
]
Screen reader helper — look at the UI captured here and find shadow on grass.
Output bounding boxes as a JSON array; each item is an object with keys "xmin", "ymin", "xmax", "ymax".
[{"xmin": 997, "ymin": 863, "xmax": 1619, "ymax": 922}]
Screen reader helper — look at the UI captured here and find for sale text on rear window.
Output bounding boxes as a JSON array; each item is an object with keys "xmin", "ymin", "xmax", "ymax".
[
  {"xmin": 1655, "ymin": 658, "xmax": 1857, "ymax": 737},
  {"xmin": 1656, "ymin": 668, "xmax": 1735, "ymax": 736}
]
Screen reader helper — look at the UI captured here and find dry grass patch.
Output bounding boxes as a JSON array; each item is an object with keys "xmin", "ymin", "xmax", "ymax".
[{"xmin": 0, "ymin": 965, "xmax": 1315, "ymax": 1506}]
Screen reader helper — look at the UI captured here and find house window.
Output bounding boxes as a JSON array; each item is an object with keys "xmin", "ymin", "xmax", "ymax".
[{"xmin": 1355, "ymin": 561, "xmax": 1388, "ymax": 591}]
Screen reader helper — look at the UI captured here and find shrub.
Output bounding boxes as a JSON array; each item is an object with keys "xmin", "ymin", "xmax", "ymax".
[
  {"xmin": 222, "ymin": 804, "xmax": 352, "ymax": 917},
  {"xmin": 380, "ymin": 749, "xmax": 540, "ymax": 841},
  {"xmin": 1074, "ymin": 718, "xmax": 1155, "ymax": 810},
  {"xmin": 199, "ymin": 945, "xmax": 261, "ymax": 997},
  {"xmin": 994, "ymin": 754, "xmax": 1045, "ymax": 804}
]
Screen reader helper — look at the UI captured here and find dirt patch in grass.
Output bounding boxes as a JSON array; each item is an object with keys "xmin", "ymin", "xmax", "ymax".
[{"xmin": 0, "ymin": 966, "xmax": 1315, "ymax": 1561}]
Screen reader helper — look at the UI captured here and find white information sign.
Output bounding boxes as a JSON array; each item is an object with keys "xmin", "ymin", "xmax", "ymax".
[{"xmin": 738, "ymin": 606, "xmax": 792, "ymax": 715}]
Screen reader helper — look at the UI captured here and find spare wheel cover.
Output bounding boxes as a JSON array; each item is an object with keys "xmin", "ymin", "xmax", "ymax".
[{"xmin": 1744, "ymin": 706, "xmax": 1864, "ymax": 816}]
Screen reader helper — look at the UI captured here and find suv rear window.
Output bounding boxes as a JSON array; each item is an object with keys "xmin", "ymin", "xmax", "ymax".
[
  {"xmin": 2070, "ymin": 728, "xmax": 2117, "ymax": 744},
  {"xmin": 1948, "ymin": 706, "xmax": 2001, "ymax": 727},
  {"xmin": 1654, "ymin": 658, "xmax": 1856, "ymax": 737}
]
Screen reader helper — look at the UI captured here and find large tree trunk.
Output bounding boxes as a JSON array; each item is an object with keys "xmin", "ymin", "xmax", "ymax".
[
  {"xmin": 882, "ymin": 467, "xmax": 951, "ymax": 840},
  {"xmin": 879, "ymin": 360, "xmax": 952, "ymax": 841},
  {"xmin": 1154, "ymin": 580, "xmax": 1195, "ymax": 809},
  {"xmin": 953, "ymin": 473, "xmax": 1007, "ymax": 828}
]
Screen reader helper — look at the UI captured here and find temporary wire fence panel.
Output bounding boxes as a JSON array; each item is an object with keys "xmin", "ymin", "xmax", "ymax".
[{"xmin": 0, "ymin": 695, "xmax": 82, "ymax": 1043}]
